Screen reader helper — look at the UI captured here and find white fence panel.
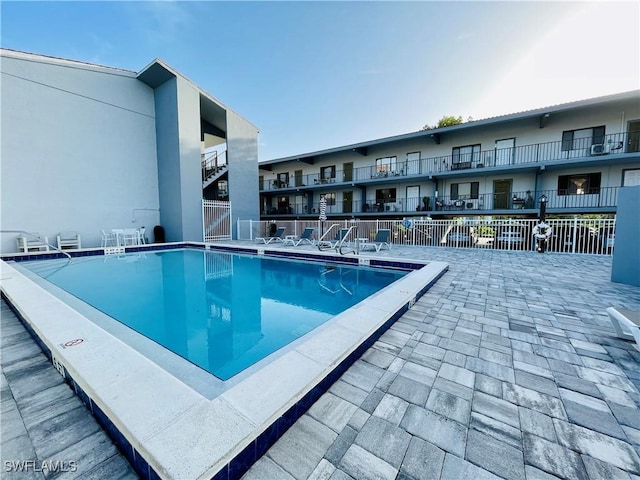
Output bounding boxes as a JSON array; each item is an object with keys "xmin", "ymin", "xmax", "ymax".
[
  {"xmin": 236, "ymin": 217, "xmax": 616, "ymax": 255},
  {"xmin": 203, "ymin": 200, "xmax": 232, "ymax": 242}
]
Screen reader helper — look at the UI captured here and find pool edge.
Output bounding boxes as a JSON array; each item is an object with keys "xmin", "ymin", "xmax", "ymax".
[{"xmin": 0, "ymin": 246, "xmax": 448, "ymax": 480}]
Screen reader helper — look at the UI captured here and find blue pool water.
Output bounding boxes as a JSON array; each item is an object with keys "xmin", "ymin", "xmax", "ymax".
[{"xmin": 21, "ymin": 249, "xmax": 406, "ymax": 380}]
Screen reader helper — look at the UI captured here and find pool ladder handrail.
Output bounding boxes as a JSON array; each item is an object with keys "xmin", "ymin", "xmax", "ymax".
[
  {"xmin": 317, "ymin": 224, "xmax": 360, "ymax": 255},
  {"xmin": 337, "ymin": 225, "xmax": 359, "ymax": 256},
  {"xmin": 317, "ymin": 224, "xmax": 341, "ymax": 250}
]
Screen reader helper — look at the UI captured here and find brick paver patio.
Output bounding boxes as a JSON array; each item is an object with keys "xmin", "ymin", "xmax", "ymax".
[{"xmin": 2, "ymin": 246, "xmax": 639, "ymax": 479}]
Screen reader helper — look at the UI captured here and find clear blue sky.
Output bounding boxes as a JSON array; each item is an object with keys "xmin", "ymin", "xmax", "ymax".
[{"xmin": 2, "ymin": 1, "xmax": 638, "ymax": 161}]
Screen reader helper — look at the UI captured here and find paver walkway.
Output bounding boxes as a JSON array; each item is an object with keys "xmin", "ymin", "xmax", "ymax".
[
  {"xmin": 242, "ymin": 246, "xmax": 640, "ymax": 480},
  {"xmin": 1, "ymin": 301, "xmax": 137, "ymax": 479},
  {"xmin": 2, "ymin": 247, "xmax": 640, "ymax": 479}
]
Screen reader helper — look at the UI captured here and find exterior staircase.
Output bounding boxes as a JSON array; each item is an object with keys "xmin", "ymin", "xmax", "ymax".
[{"xmin": 202, "ymin": 151, "xmax": 227, "ymax": 189}]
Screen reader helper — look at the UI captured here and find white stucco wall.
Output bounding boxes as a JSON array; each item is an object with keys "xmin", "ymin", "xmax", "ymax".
[
  {"xmin": 1, "ymin": 52, "xmax": 160, "ymax": 252},
  {"xmin": 227, "ymin": 110, "xmax": 260, "ymax": 231}
]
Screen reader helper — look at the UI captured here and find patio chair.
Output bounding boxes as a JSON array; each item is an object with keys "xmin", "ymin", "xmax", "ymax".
[
  {"xmin": 255, "ymin": 226, "xmax": 286, "ymax": 244},
  {"xmin": 16, "ymin": 233, "xmax": 50, "ymax": 253},
  {"xmin": 57, "ymin": 231, "xmax": 81, "ymax": 250},
  {"xmin": 121, "ymin": 228, "xmax": 141, "ymax": 246},
  {"xmin": 360, "ymin": 229, "xmax": 391, "ymax": 252},
  {"xmin": 101, "ymin": 230, "xmax": 117, "ymax": 248},
  {"xmin": 283, "ymin": 227, "xmax": 315, "ymax": 246}
]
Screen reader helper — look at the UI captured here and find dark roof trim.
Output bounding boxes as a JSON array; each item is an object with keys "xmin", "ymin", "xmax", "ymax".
[{"xmin": 137, "ymin": 58, "xmax": 259, "ymax": 131}]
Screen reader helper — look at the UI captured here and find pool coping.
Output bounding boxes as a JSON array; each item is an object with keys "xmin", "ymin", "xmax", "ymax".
[{"xmin": 0, "ymin": 242, "xmax": 448, "ymax": 480}]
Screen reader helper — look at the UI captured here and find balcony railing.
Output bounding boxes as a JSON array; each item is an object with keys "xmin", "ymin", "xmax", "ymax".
[
  {"xmin": 262, "ymin": 187, "xmax": 620, "ymax": 217},
  {"xmin": 260, "ymin": 131, "xmax": 631, "ymax": 192}
]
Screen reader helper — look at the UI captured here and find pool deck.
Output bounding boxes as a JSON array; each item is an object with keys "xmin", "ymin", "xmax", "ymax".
[
  {"xmin": 1, "ymin": 301, "xmax": 138, "ymax": 479},
  {"xmin": 2, "ymin": 244, "xmax": 640, "ymax": 479}
]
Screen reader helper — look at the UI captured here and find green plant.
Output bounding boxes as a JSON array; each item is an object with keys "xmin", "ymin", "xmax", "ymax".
[
  {"xmin": 422, "ymin": 115, "xmax": 464, "ymax": 131},
  {"xmin": 422, "ymin": 197, "xmax": 430, "ymax": 210}
]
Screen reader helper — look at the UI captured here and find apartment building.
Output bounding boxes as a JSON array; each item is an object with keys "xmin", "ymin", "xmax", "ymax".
[
  {"xmin": 1, "ymin": 49, "xmax": 259, "ymax": 251},
  {"xmin": 258, "ymin": 90, "xmax": 640, "ymax": 221}
]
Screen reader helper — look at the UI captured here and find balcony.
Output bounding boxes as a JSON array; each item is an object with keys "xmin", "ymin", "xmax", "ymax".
[
  {"xmin": 259, "ymin": 131, "xmax": 633, "ymax": 192},
  {"xmin": 261, "ymin": 187, "xmax": 620, "ymax": 217}
]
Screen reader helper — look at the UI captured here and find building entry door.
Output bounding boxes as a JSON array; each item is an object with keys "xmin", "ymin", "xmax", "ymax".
[
  {"xmin": 343, "ymin": 162, "xmax": 353, "ymax": 182},
  {"xmin": 406, "ymin": 185, "xmax": 420, "ymax": 211},
  {"xmin": 493, "ymin": 179, "xmax": 512, "ymax": 209},
  {"xmin": 343, "ymin": 191, "xmax": 353, "ymax": 214},
  {"xmin": 406, "ymin": 152, "xmax": 420, "ymax": 175},
  {"xmin": 628, "ymin": 120, "xmax": 640, "ymax": 153},
  {"xmin": 495, "ymin": 138, "xmax": 515, "ymax": 166}
]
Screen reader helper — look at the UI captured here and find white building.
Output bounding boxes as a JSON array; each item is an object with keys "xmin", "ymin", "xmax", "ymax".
[
  {"xmin": 1, "ymin": 49, "xmax": 260, "ymax": 252},
  {"xmin": 258, "ymin": 90, "xmax": 640, "ymax": 220}
]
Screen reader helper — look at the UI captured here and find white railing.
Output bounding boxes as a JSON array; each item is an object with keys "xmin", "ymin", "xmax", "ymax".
[
  {"xmin": 203, "ymin": 200, "xmax": 232, "ymax": 242},
  {"xmin": 236, "ymin": 217, "xmax": 616, "ymax": 255}
]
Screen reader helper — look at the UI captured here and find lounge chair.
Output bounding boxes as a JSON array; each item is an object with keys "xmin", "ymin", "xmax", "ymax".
[
  {"xmin": 255, "ymin": 226, "xmax": 286, "ymax": 244},
  {"xmin": 360, "ymin": 229, "xmax": 391, "ymax": 252},
  {"xmin": 283, "ymin": 227, "xmax": 315, "ymax": 246},
  {"xmin": 16, "ymin": 233, "xmax": 50, "ymax": 253},
  {"xmin": 607, "ymin": 307, "xmax": 640, "ymax": 350}
]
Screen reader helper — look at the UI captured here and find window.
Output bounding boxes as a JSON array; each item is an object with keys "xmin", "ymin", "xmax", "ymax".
[
  {"xmin": 452, "ymin": 145, "xmax": 480, "ymax": 166},
  {"xmin": 375, "ymin": 156, "xmax": 397, "ymax": 174},
  {"xmin": 450, "ymin": 182, "xmax": 479, "ymax": 200},
  {"xmin": 320, "ymin": 166, "xmax": 336, "ymax": 181},
  {"xmin": 375, "ymin": 188, "xmax": 396, "ymax": 204},
  {"xmin": 623, "ymin": 168, "xmax": 640, "ymax": 187},
  {"xmin": 323, "ymin": 192, "xmax": 336, "ymax": 205},
  {"xmin": 557, "ymin": 173, "xmax": 601, "ymax": 195},
  {"xmin": 561, "ymin": 126, "xmax": 605, "ymax": 151},
  {"xmin": 217, "ymin": 180, "xmax": 228, "ymax": 196}
]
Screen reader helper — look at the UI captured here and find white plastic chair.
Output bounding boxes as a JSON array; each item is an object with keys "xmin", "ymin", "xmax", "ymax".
[
  {"xmin": 138, "ymin": 227, "xmax": 146, "ymax": 244},
  {"xmin": 121, "ymin": 228, "xmax": 140, "ymax": 246},
  {"xmin": 101, "ymin": 230, "xmax": 117, "ymax": 247}
]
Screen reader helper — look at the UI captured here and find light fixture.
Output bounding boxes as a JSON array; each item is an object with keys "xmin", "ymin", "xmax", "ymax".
[{"xmin": 540, "ymin": 194, "xmax": 548, "ymax": 204}]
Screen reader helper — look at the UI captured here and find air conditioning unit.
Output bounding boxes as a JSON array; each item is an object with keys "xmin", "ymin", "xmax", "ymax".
[{"xmin": 591, "ymin": 144, "xmax": 611, "ymax": 155}]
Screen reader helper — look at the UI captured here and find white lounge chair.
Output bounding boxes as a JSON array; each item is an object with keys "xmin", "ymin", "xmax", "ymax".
[
  {"xmin": 607, "ymin": 307, "xmax": 640, "ymax": 350},
  {"xmin": 283, "ymin": 228, "xmax": 315, "ymax": 246},
  {"xmin": 255, "ymin": 227, "xmax": 286, "ymax": 244},
  {"xmin": 57, "ymin": 231, "xmax": 81, "ymax": 250},
  {"xmin": 16, "ymin": 233, "xmax": 50, "ymax": 253},
  {"xmin": 360, "ymin": 229, "xmax": 391, "ymax": 252}
]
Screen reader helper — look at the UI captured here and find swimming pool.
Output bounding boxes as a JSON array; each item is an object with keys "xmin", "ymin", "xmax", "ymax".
[
  {"xmin": 1, "ymin": 242, "xmax": 448, "ymax": 479},
  {"xmin": 20, "ymin": 249, "xmax": 406, "ymax": 380}
]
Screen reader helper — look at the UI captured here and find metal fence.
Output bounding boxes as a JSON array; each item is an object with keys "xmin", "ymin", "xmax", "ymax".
[
  {"xmin": 236, "ymin": 217, "xmax": 616, "ymax": 255},
  {"xmin": 203, "ymin": 200, "xmax": 232, "ymax": 242}
]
